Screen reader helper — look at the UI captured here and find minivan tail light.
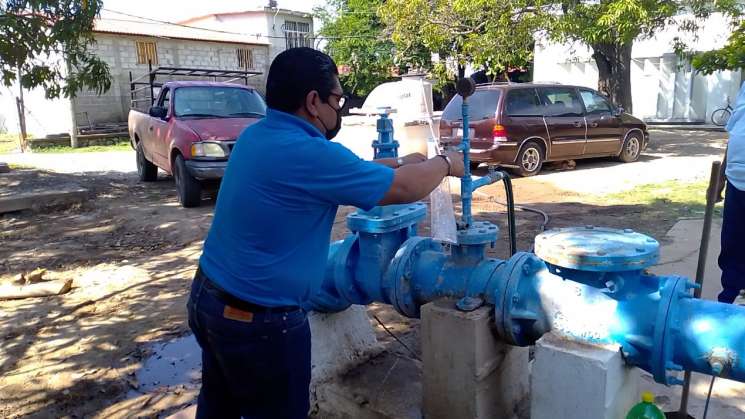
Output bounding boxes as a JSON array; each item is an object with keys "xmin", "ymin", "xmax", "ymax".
[{"xmin": 492, "ymin": 124, "xmax": 507, "ymax": 143}]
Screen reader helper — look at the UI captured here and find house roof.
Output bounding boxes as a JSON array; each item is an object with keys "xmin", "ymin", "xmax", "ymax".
[
  {"xmin": 94, "ymin": 17, "xmax": 269, "ymax": 46},
  {"xmin": 178, "ymin": 8, "xmax": 312, "ymax": 25}
]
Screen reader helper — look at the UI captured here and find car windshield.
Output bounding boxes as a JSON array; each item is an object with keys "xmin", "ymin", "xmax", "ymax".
[
  {"xmin": 174, "ymin": 87, "xmax": 266, "ymax": 118},
  {"xmin": 442, "ymin": 90, "xmax": 501, "ymax": 121}
]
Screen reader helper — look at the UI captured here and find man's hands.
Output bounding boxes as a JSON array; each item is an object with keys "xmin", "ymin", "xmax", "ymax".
[
  {"xmin": 377, "ymin": 150, "xmax": 466, "ymax": 206},
  {"xmin": 399, "ymin": 153, "xmax": 427, "ymax": 166},
  {"xmin": 400, "ymin": 151, "xmax": 464, "ymax": 177},
  {"xmin": 440, "ymin": 150, "xmax": 465, "ymax": 177}
]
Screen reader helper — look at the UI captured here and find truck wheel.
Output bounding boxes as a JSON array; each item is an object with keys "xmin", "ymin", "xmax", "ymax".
[
  {"xmin": 173, "ymin": 154, "xmax": 202, "ymax": 208},
  {"xmin": 136, "ymin": 141, "xmax": 158, "ymax": 182},
  {"xmin": 618, "ymin": 133, "xmax": 642, "ymax": 163},
  {"xmin": 514, "ymin": 140, "xmax": 544, "ymax": 177}
]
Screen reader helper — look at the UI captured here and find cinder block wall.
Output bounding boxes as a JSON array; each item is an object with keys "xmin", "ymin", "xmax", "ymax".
[{"xmin": 75, "ymin": 34, "xmax": 269, "ymax": 126}]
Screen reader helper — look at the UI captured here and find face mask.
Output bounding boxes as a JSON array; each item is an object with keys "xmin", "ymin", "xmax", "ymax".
[
  {"xmin": 324, "ymin": 105, "xmax": 342, "ymax": 140},
  {"xmin": 313, "ymin": 100, "xmax": 342, "ymax": 140}
]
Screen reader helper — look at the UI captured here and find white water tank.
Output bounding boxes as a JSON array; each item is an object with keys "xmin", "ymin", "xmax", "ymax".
[{"xmin": 334, "ymin": 78, "xmax": 439, "ymax": 161}]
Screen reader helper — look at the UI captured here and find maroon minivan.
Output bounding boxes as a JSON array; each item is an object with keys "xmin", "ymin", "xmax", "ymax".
[{"xmin": 438, "ymin": 83, "xmax": 649, "ymax": 176}]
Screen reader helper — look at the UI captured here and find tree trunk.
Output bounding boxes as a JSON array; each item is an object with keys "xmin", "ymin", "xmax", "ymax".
[{"xmin": 591, "ymin": 42, "xmax": 633, "ymax": 113}]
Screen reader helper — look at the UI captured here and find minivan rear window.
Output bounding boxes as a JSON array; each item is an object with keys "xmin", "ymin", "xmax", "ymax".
[{"xmin": 442, "ymin": 90, "xmax": 501, "ymax": 121}]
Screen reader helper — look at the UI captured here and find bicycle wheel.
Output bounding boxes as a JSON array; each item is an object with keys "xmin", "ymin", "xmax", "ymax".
[{"xmin": 711, "ymin": 108, "xmax": 732, "ymax": 126}]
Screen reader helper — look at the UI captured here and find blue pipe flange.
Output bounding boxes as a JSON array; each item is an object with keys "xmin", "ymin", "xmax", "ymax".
[
  {"xmin": 383, "ymin": 236, "xmax": 442, "ymax": 317},
  {"xmin": 303, "ymin": 241, "xmax": 356, "ymax": 313},
  {"xmin": 535, "ymin": 226, "xmax": 659, "ymax": 272},
  {"xmin": 348, "ymin": 203, "xmax": 427, "ymax": 234},
  {"xmin": 456, "ymin": 221, "xmax": 499, "ymax": 246},
  {"xmin": 493, "ymin": 252, "xmax": 549, "ymax": 346},
  {"xmin": 331, "ymin": 234, "xmax": 366, "ymax": 305},
  {"xmin": 651, "ymin": 276, "xmax": 693, "ymax": 385}
]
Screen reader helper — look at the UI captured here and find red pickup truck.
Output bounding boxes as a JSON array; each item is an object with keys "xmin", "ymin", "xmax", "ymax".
[{"xmin": 128, "ymin": 81, "xmax": 266, "ymax": 207}]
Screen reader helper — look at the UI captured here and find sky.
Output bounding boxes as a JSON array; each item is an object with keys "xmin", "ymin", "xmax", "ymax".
[{"xmin": 102, "ymin": 0, "xmax": 326, "ymax": 24}]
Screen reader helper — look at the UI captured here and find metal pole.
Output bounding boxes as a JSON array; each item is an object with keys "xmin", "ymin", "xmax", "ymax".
[
  {"xmin": 676, "ymin": 160, "xmax": 722, "ymax": 418},
  {"xmin": 461, "ymin": 95, "xmax": 472, "ymax": 227}
]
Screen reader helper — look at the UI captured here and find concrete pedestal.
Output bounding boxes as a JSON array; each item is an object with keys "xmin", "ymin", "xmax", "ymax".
[
  {"xmin": 422, "ymin": 299, "xmax": 530, "ymax": 419},
  {"xmin": 531, "ymin": 333, "xmax": 639, "ymax": 419},
  {"xmin": 309, "ymin": 305, "xmax": 382, "ymax": 383}
]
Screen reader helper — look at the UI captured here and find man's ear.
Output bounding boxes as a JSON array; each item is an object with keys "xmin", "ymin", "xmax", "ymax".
[{"xmin": 305, "ymin": 90, "xmax": 321, "ymax": 118}]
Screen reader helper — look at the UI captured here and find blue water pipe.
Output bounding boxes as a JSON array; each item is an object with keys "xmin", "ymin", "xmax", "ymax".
[{"xmin": 306, "ymin": 83, "xmax": 745, "ymax": 386}]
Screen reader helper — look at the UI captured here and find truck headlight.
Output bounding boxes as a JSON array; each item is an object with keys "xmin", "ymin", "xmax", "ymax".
[{"xmin": 191, "ymin": 142, "xmax": 226, "ymax": 158}]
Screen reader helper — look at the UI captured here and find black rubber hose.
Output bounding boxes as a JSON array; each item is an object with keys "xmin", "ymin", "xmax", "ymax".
[{"xmin": 500, "ymin": 171, "xmax": 518, "ymax": 256}]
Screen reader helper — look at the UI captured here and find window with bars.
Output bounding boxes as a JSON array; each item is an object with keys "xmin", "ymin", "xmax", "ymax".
[
  {"xmin": 236, "ymin": 48, "xmax": 254, "ymax": 70},
  {"xmin": 284, "ymin": 20, "xmax": 313, "ymax": 49},
  {"xmin": 135, "ymin": 41, "xmax": 158, "ymax": 65}
]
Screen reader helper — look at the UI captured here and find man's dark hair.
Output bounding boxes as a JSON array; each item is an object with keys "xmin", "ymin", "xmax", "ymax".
[{"xmin": 265, "ymin": 48, "xmax": 339, "ymax": 113}]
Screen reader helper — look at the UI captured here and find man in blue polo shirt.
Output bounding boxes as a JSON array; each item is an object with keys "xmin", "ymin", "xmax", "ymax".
[
  {"xmin": 187, "ymin": 48, "xmax": 464, "ymax": 418},
  {"xmin": 717, "ymin": 83, "xmax": 745, "ymax": 304}
]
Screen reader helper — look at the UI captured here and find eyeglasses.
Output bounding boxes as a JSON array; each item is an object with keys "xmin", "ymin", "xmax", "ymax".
[{"xmin": 328, "ymin": 92, "xmax": 347, "ymax": 109}]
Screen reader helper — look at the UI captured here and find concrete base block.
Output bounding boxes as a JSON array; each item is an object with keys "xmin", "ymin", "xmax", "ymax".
[
  {"xmin": 422, "ymin": 299, "xmax": 530, "ymax": 419},
  {"xmin": 310, "ymin": 305, "xmax": 382, "ymax": 383},
  {"xmin": 0, "ymin": 189, "xmax": 88, "ymax": 214},
  {"xmin": 531, "ymin": 333, "xmax": 639, "ymax": 419}
]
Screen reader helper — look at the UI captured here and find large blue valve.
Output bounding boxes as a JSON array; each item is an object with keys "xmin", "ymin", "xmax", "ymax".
[{"xmin": 306, "ymin": 87, "xmax": 745, "ymax": 386}]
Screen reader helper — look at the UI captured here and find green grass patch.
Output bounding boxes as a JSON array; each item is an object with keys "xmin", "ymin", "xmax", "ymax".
[
  {"xmin": 0, "ymin": 134, "xmax": 22, "ymax": 154},
  {"xmin": 32, "ymin": 141, "xmax": 132, "ymax": 154},
  {"xmin": 596, "ymin": 180, "xmax": 722, "ymax": 219}
]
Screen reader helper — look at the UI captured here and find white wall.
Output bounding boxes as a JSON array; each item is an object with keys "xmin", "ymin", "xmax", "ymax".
[
  {"xmin": 187, "ymin": 11, "xmax": 314, "ymax": 66},
  {"xmin": 533, "ymin": 13, "xmax": 741, "ymax": 122}
]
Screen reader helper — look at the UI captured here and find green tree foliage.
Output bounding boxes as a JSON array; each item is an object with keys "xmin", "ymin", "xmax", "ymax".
[
  {"xmin": 548, "ymin": 0, "xmax": 742, "ymax": 112},
  {"xmin": 690, "ymin": 20, "xmax": 745, "ymax": 74},
  {"xmin": 0, "ymin": 0, "xmax": 111, "ymax": 98},
  {"xmin": 315, "ymin": 0, "xmax": 398, "ymax": 97},
  {"xmin": 380, "ymin": 0, "xmax": 545, "ymax": 85}
]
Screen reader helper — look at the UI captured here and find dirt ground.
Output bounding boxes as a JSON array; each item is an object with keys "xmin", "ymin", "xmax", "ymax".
[{"xmin": 0, "ymin": 129, "xmax": 728, "ymax": 418}]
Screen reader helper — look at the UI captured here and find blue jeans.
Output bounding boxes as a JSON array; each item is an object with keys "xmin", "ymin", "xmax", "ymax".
[
  {"xmin": 718, "ymin": 181, "xmax": 745, "ymax": 303},
  {"xmin": 187, "ymin": 269, "xmax": 311, "ymax": 418}
]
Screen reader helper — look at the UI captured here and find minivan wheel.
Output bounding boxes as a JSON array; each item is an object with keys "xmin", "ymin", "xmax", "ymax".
[
  {"xmin": 618, "ymin": 134, "xmax": 642, "ymax": 163},
  {"xmin": 136, "ymin": 141, "xmax": 158, "ymax": 182},
  {"xmin": 515, "ymin": 141, "xmax": 544, "ymax": 177},
  {"xmin": 173, "ymin": 154, "xmax": 202, "ymax": 208}
]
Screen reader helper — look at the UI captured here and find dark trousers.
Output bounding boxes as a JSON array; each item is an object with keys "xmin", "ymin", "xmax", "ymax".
[
  {"xmin": 718, "ymin": 181, "xmax": 745, "ymax": 303},
  {"xmin": 187, "ymin": 269, "xmax": 311, "ymax": 419}
]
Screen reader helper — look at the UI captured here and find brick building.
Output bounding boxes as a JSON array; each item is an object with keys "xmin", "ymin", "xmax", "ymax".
[
  {"xmin": 0, "ymin": 6, "xmax": 313, "ymax": 138},
  {"xmin": 73, "ymin": 16, "xmax": 270, "ymax": 129}
]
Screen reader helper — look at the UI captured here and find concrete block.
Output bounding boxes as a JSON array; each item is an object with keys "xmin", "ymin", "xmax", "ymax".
[
  {"xmin": 531, "ymin": 333, "xmax": 639, "ymax": 419},
  {"xmin": 422, "ymin": 299, "xmax": 530, "ymax": 419},
  {"xmin": 0, "ymin": 189, "xmax": 88, "ymax": 214},
  {"xmin": 309, "ymin": 305, "xmax": 382, "ymax": 383}
]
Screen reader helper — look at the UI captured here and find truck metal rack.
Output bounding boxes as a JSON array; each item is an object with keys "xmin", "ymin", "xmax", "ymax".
[{"xmin": 129, "ymin": 61, "xmax": 262, "ymax": 111}]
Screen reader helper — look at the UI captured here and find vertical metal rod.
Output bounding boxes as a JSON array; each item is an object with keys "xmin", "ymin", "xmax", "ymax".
[
  {"xmin": 677, "ymin": 160, "xmax": 722, "ymax": 416},
  {"xmin": 148, "ymin": 60, "xmax": 155, "ymax": 106},
  {"xmin": 461, "ymin": 96, "xmax": 472, "ymax": 227}
]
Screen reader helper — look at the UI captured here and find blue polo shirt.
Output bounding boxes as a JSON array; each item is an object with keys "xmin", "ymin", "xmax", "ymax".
[
  {"xmin": 726, "ymin": 84, "xmax": 745, "ymax": 192},
  {"xmin": 199, "ymin": 108, "xmax": 394, "ymax": 307}
]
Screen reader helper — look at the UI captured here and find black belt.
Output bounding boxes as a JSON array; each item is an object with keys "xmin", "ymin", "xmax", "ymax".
[{"xmin": 198, "ymin": 268, "xmax": 300, "ymax": 313}]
